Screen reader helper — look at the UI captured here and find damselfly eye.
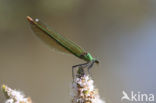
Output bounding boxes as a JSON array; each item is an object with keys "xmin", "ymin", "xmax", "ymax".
[{"xmin": 95, "ymin": 59, "xmax": 99, "ymax": 64}]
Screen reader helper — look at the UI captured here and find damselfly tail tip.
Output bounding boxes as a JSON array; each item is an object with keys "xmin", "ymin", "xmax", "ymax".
[
  {"xmin": 27, "ymin": 16, "xmax": 39, "ymax": 23},
  {"xmin": 27, "ymin": 16, "xmax": 33, "ymax": 22}
]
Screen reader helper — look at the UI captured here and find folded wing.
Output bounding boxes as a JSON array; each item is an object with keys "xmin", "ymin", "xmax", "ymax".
[{"xmin": 27, "ymin": 16, "xmax": 85, "ymax": 57}]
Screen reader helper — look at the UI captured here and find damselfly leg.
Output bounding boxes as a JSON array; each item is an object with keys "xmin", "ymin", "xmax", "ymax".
[
  {"xmin": 72, "ymin": 62, "xmax": 89, "ymax": 80},
  {"xmin": 87, "ymin": 60, "xmax": 96, "ymax": 77}
]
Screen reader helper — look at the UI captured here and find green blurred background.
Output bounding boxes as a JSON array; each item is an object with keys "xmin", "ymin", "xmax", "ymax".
[{"xmin": 0, "ymin": 0, "xmax": 156, "ymax": 103}]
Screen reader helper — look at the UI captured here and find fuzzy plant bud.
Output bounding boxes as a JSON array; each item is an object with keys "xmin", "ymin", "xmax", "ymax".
[
  {"xmin": 71, "ymin": 67, "xmax": 105, "ymax": 103},
  {"xmin": 1, "ymin": 85, "xmax": 32, "ymax": 103}
]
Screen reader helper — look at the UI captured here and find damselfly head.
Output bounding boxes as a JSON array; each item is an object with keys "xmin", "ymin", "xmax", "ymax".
[{"xmin": 95, "ymin": 59, "xmax": 99, "ymax": 64}]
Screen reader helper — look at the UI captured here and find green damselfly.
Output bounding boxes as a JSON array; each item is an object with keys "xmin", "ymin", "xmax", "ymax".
[{"xmin": 27, "ymin": 16, "xmax": 99, "ymax": 77}]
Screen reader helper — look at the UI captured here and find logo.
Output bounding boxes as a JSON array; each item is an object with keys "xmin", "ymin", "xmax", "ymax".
[{"xmin": 121, "ymin": 91, "xmax": 155, "ymax": 102}]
